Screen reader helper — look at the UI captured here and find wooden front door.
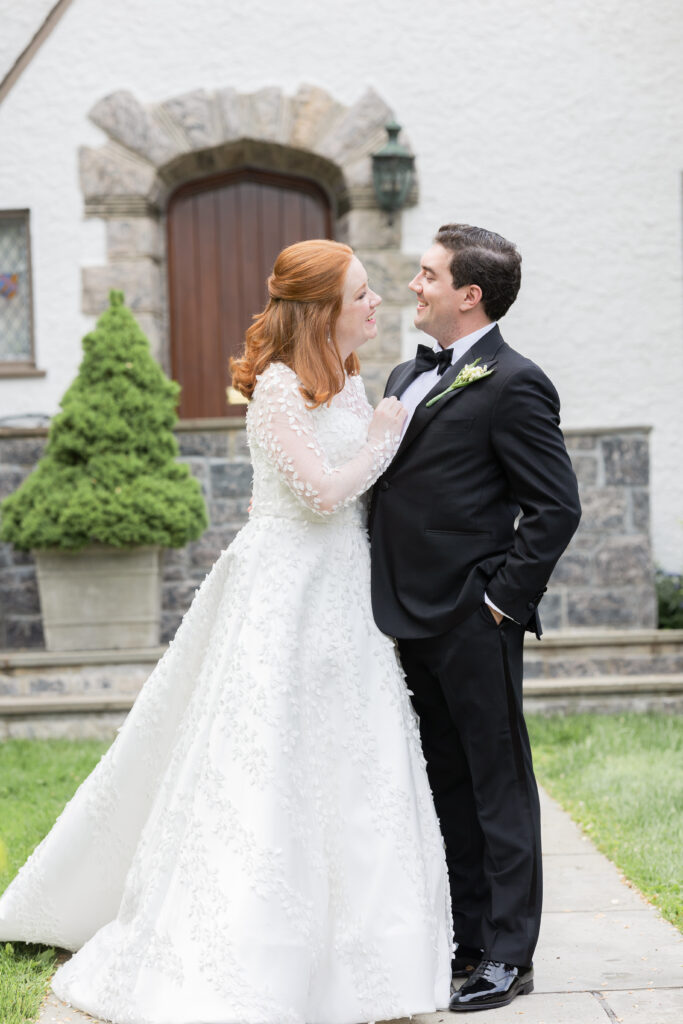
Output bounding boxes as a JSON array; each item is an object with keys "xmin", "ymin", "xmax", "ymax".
[{"xmin": 167, "ymin": 169, "xmax": 332, "ymax": 419}]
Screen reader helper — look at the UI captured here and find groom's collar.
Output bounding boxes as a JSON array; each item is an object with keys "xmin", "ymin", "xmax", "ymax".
[
  {"xmin": 393, "ymin": 324, "xmax": 504, "ymax": 458},
  {"xmin": 387, "ymin": 323, "xmax": 500, "ymax": 402},
  {"xmin": 435, "ymin": 322, "xmax": 498, "ymax": 365}
]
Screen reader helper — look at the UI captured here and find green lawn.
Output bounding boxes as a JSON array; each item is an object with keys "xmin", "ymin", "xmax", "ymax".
[
  {"xmin": 0, "ymin": 716, "xmax": 681, "ymax": 1021},
  {"xmin": 528, "ymin": 712, "xmax": 683, "ymax": 931},
  {"xmin": 0, "ymin": 739, "xmax": 108, "ymax": 1024}
]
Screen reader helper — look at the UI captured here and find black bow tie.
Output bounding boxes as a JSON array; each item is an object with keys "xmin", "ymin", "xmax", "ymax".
[{"xmin": 414, "ymin": 343, "xmax": 453, "ymax": 376}]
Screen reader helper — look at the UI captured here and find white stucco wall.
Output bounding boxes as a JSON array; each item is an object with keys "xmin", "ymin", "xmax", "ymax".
[
  {"xmin": 1, "ymin": 0, "xmax": 682, "ymax": 567},
  {"xmin": 0, "ymin": 0, "xmax": 56, "ymax": 82}
]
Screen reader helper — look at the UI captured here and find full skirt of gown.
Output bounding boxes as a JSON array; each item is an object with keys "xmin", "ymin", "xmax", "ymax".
[{"xmin": 0, "ymin": 512, "xmax": 452, "ymax": 1024}]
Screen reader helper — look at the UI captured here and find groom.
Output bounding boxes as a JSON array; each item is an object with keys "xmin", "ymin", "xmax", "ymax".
[{"xmin": 369, "ymin": 224, "xmax": 581, "ymax": 1012}]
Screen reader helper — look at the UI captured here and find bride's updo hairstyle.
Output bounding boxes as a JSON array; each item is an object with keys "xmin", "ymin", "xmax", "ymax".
[{"xmin": 230, "ymin": 239, "xmax": 359, "ymax": 408}]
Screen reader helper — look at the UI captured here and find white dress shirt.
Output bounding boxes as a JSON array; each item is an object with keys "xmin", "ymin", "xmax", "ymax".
[
  {"xmin": 399, "ymin": 323, "xmax": 497, "ymax": 437},
  {"xmin": 397, "ymin": 322, "xmax": 512, "ymax": 621}
]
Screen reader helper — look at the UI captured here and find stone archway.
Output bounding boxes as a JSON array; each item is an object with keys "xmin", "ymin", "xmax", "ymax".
[{"xmin": 79, "ymin": 84, "xmax": 419, "ymax": 405}]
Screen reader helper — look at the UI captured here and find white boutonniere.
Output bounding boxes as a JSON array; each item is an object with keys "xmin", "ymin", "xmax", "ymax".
[{"xmin": 426, "ymin": 358, "xmax": 495, "ymax": 407}]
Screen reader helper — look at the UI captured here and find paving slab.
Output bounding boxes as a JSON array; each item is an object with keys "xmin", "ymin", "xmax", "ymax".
[
  {"xmin": 396, "ymin": 991, "xmax": 610, "ymax": 1023},
  {"xmin": 538, "ymin": 786, "xmax": 591, "ymax": 856},
  {"xmin": 542, "ymin": 852, "xmax": 651, "ymax": 913},
  {"xmin": 536, "ymin": 909, "xmax": 682, "ymax": 992},
  {"xmin": 38, "ymin": 993, "xmax": 100, "ymax": 1023},
  {"xmin": 603, "ymin": 987, "xmax": 683, "ymax": 1023}
]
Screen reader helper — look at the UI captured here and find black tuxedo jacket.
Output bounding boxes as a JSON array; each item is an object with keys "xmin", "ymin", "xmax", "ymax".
[{"xmin": 369, "ymin": 326, "xmax": 581, "ymax": 639}]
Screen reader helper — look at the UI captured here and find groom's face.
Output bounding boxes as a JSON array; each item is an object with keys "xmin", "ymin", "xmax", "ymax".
[{"xmin": 409, "ymin": 243, "xmax": 465, "ymax": 344}]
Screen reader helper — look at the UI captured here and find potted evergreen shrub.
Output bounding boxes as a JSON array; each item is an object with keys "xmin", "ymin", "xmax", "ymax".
[{"xmin": 0, "ymin": 291, "xmax": 207, "ymax": 650}]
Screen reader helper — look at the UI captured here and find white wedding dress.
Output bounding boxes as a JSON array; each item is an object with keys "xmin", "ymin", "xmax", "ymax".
[{"xmin": 0, "ymin": 363, "xmax": 452, "ymax": 1024}]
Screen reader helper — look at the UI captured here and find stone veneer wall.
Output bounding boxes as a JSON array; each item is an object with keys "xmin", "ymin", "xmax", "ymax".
[
  {"xmin": 545, "ymin": 427, "xmax": 656, "ymax": 629},
  {"xmin": 0, "ymin": 422, "xmax": 656, "ymax": 649}
]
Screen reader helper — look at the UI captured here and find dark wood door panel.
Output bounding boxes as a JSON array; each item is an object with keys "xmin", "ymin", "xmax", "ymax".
[{"xmin": 168, "ymin": 170, "xmax": 332, "ymax": 419}]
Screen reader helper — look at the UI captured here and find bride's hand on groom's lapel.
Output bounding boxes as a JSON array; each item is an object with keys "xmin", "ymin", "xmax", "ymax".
[{"xmin": 369, "ymin": 397, "xmax": 407, "ymax": 444}]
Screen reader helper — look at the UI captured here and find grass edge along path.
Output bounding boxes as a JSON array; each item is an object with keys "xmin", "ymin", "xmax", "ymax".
[
  {"xmin": 527, "ymin": 711, "xmax": 683, "ymax": 933},
  {"xmin": 0, "ymin": 943, "xmax": 57, "ymax": 1024},
  {"xmin": 0, "ymin": 739, "xmax": 107, "ymax": 1024}
]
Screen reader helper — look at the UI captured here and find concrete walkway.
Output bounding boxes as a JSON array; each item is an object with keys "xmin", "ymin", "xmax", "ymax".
[{"xmin": 37, "ymin": 788, "xmax": 683, "ymax": 1024}]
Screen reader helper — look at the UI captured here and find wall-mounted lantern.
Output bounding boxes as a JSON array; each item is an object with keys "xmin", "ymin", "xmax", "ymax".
[{"xmin": 371, "ymin": 120, "xmax": 415, "ymax": 222}]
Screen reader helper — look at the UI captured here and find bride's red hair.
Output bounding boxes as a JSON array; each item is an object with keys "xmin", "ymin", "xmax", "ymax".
[{"xmin": 230, "ymin": 239, "xmax": 359, "ymax": 408}]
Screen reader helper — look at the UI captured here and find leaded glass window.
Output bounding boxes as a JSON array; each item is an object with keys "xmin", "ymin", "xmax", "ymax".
[{"xmin": 0, "ymin": 210, "xmax": 34, "ymax": 365}]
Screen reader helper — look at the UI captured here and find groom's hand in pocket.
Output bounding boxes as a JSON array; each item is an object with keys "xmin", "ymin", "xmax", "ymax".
[{"xmin": 485, "ymin": 603, "xmax": 504, "ymax": 625}]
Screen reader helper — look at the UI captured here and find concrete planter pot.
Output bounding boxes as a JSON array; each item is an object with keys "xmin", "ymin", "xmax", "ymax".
[{"xmin": 34, "ymin": 545, "xmax": 161, "ymax": 651}]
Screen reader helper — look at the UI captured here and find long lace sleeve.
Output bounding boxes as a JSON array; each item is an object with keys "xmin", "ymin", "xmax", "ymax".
[{"xmin": 249, "ymin": 363, "xmax": 400, "ymax": 515}]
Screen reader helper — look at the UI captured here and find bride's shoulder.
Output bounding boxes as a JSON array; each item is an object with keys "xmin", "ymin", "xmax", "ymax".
[
  {"xmin": 253, "ymin": 361, "xmax": 299, "ymax": 396},
  {"xmin": 347, "ymin": 372, "xmax": 368, "ymax": 395},
  {"xmin": 345, "ymin": 371, "xmax": 372, "ymax": 407},
  {"xmin": 250, "ymin": 362, "xmax": 309, "ymax": 427}
]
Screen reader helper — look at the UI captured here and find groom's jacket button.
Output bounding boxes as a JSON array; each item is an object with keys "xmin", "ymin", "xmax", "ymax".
[
  {"xmin": 527, "ymin": 601, "xmax": 536, "ymax": 610},
  {"xmin": 380, "ymin": 480, "xmax": 390, "ymax": 490}
]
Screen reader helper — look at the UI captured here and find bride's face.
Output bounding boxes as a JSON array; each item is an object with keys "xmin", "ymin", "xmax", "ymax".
[{"xmin": 333, "ymin": 256, "xmax": 382, "ymax": 359}]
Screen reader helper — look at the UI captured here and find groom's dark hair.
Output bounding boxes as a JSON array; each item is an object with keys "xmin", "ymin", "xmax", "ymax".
[{"xmin": 435, "ymin": 224, "xmax": 522, "ymax": 321}]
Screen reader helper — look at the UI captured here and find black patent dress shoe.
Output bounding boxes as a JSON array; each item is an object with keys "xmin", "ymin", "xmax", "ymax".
[
  {"xmin": 451, "ymin": 944, "xmax": 483, "ymax": 978},
  {"xmin": 449, "ymin": 959, "xmax": 534, "ymax": 1012}
]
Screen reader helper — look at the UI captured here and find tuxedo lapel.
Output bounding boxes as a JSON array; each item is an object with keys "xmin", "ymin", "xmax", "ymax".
[
  {"xmin": 387, "ymin": 361, "xmax": 419, "ymax": 398},
  {"xmin": 396, "ymin": 325, "xmax": 504, "ymax": 459}
]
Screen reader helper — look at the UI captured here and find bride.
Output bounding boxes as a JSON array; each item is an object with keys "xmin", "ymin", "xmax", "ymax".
[{"xmin": 0, "ymin": 239, "xmax": 452, "ymax": 1024}]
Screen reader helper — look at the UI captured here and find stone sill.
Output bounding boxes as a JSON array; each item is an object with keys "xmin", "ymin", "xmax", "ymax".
[
  {"xmin": 563, "ymin": 425, "xmax": 652, "ymax": 437},
  {"xmin": 0, "ymin": 366, "xmax": 46, "ymax": 378},
  {"xmin": 175, "ymin": 416, "xmax": 245, "ymax": 432},
  {"xmin": 0, "ymin": 424, "xmax": 50, "ymax": 438},
  {"xmin": 0, "ymin": 418, "xmax": 246, "ymax": 439}
]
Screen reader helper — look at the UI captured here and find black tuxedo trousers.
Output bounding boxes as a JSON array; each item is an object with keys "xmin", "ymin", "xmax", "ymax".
[
  {"xmin": 399, "ymin": 608, "xmax": 541, "ymax": 967},
  {"xmin": 369, "ymin": 328, "xmax": 581, "ymax": 967}
]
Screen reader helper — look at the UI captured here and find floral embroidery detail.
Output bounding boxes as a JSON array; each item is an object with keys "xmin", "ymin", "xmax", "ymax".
[{"xmin": 248, "ymin": 362, "xmax": 400, "ymax": 518}]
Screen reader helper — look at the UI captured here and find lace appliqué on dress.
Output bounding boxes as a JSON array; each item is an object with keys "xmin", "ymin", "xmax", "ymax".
[{"xmin": 248, "ymin": 362, "xmax": 399, "ymax": 516}]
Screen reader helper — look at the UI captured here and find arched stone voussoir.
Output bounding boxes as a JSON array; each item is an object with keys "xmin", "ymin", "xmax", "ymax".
[
  {"xmin": 289, "ymin": 84, "xmax": 346, "ymax": 153},
  {"xmin": 215, "ymin": 86, "xmax": 302, "ymax": 149},
  {"xmin": 154, "ymin": 138, "xmax": 348, "ymax": 210},
  {"xmin": 89, "ymin": 90, "xmax": 184, "ymax": 167},
  {"xmin": 82, "ymin": 84, "xmax": 413, "ymax": 214},
  {"xmin": 316, "ymin": 87, "xmax": 394, "ymax": 168},
  {"xmin": 79, "ymin": 144, "xmax": 157, "ymax": 206},
  {"xmin": 159, "ymin": 89, "xmax": 225, "ymax": 152}
]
